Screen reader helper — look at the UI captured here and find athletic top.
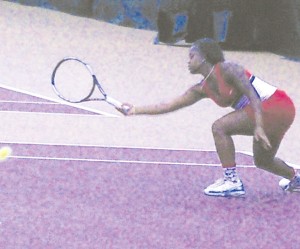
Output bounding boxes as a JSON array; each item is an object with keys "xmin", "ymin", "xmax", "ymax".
[{"xmin": 200, "ymin": 64, "xmax": 277, "ymax": 110}]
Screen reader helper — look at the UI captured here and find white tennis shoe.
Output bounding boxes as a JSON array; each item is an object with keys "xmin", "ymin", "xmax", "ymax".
[
  {"xmin": 204, "ymin": 178, "xmax": 245, "ymax": 197},
  {"xmin": 279, "ymin": 174, "xmax": 300, "ymax": 192}
]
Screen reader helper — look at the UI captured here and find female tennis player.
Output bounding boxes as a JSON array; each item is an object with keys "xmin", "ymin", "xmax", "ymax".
[{"xmin": 118, "ymin": 38, "xmax": 299, "ymax": 197}]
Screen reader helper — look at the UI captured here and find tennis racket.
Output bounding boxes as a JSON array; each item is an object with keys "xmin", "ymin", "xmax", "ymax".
[{"xmin": 51, "ymin": 57, "xmax": 127, "ymax": 111}]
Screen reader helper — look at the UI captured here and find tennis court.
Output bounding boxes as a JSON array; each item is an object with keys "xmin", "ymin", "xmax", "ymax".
[{"xmin": 1, "ymin": 2, "xmax": 300, "ymax": 248}]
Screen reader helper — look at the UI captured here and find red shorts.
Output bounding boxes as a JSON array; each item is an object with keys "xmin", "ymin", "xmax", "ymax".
[{"xmin": 244, "ymin": 89, "xmax": 296, "ymax": 141}]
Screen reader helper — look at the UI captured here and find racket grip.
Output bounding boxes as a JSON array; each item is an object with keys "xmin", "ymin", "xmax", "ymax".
[{"xmin": 105, "ymin": 96, "xmax": 123, "ymax": 109}]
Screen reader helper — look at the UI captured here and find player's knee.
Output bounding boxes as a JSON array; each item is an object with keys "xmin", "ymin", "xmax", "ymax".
[{"xmin": 211, "ymin": 120, "xmax": 226, "ymax": 138}]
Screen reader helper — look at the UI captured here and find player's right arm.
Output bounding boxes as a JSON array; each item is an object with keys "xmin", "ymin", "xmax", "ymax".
[{"xmin": 120, "ymin": 83, "xmax": 206, "ymax": 115}]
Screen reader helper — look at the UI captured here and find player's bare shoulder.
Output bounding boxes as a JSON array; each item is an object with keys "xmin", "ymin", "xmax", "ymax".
[{"xmin": 220, "ymin": 61, "xmax": 246, "ymax": 83}]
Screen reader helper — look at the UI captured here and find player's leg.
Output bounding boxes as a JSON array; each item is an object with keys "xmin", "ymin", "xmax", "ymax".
[
  {"xmin": 211, "ymin": 109, "xmax": 253, "ymax": 168},
  {"xmin": 253, "ymin": 133, "xmax": 300, "ymax": 192},
  {"xmin": 252, "ymin": 90, "xmax": 299, "ymax": 191},
  {"xmin": 204, "ymin": 109, "xmax": 254, "ymax": 197},
  {"xmin": 253, "ymin": 135, "xmax": 295, "ymax": 179}
]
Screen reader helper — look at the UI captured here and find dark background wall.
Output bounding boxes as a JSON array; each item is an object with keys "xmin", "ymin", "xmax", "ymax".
[
  {"xmin": 4, "ymin": 0, "xmax": 300, "ymax": 57},
  {"xmin": 5, "ymin": 0, "xmax": 163, "ymax": 29}
]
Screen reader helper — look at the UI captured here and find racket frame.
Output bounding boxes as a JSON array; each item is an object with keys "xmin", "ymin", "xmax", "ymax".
[{"xmin": 51, "ymin": 57, "xmax": 123, "ymax": 108}]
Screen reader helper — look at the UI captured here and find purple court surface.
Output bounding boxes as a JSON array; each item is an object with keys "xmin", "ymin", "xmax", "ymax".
[{"xmin": 0, "ymin": 86, "xmax": 300, "ymax": 249}]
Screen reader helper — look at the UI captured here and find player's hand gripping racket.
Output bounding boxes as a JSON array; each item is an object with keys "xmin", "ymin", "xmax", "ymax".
[{"xmin": 51, "ymin": 57, "xmax": 129, "ymax": 112}]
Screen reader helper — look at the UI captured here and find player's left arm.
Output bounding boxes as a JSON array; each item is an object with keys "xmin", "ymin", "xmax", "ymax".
[{"xmin": 119, "ymin": 83, "xmax": 206, "ymax": 116}]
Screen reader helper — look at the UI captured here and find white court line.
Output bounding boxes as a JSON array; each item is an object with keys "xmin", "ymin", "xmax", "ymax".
[
  {"xmin": 0, "ymin": 83, "xmax": 120, "ymax": 117},
  {"xmin": 0, "ymin": 100, "xmax": 59, "ymax": 104},
  {"xmin": 2, "ymin": 142, "xmax": 254, "ymax": 168},
  {"xmin": 9, "ymin": 155, "xmax": 255, "ymax": 168},
  {"xmin": 0, "ymin": 110, "xmax": 118, "ymax": 118},
  {"xmin": 10, "ymin": 154, "xmax": 300, "ymax": 169},
  {"xmin": 1, "ymin": 142, "xmax": 299, "ymax": 169},
  {"xmin": 0, "ymin": 140, "xmax": 255, "ymax": 153}
]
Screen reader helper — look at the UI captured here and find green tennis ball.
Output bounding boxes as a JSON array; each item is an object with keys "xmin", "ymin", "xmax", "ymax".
[{"xmin": 0, "ymin": 146, "xmax": 12, "ymax": 161}]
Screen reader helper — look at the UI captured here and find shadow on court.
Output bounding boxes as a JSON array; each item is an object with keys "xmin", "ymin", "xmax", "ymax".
[{"xmin": 0, "ymin": 144, "xmax": 299, "ymax": 249}]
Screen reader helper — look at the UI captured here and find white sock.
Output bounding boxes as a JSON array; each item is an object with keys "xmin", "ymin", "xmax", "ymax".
[{"xmin": 223, "ymin": 167, "xmax": 239, "ymax": 182}]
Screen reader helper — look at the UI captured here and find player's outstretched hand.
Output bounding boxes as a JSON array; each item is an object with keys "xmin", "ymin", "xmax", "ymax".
[{"xmin": 116, "ymin": 103, "xmax": 135, "ymax": 116}]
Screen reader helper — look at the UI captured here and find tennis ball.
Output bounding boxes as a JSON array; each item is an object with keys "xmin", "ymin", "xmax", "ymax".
[{"xmin": 0, "ymin": 146, "xmax": 12, "ymax": 162}]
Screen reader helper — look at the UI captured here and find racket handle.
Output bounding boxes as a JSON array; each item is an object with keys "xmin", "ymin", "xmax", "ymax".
[{"xmin": 105, "ymin": 96, "xmax": 123, "ymax": 109}]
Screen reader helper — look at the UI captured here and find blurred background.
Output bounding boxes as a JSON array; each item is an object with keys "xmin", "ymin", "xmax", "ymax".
[{"xmin": 5, "ymin": 0, "xmax": 300, "ymax": 58}]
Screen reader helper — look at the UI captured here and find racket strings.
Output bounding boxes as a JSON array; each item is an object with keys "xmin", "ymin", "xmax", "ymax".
[{"xmin": 52, "ymin": 59, "xmax": 96, "ymax": 103}]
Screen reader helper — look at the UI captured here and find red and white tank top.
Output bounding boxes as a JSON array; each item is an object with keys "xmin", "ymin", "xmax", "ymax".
[
  {"xmin": 201, "ymin": 64, "xmax": 277, "ymax": 110},
  {"xmin": 245, "ymin": 71, "xmax": 277, "ymax": 101}
]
